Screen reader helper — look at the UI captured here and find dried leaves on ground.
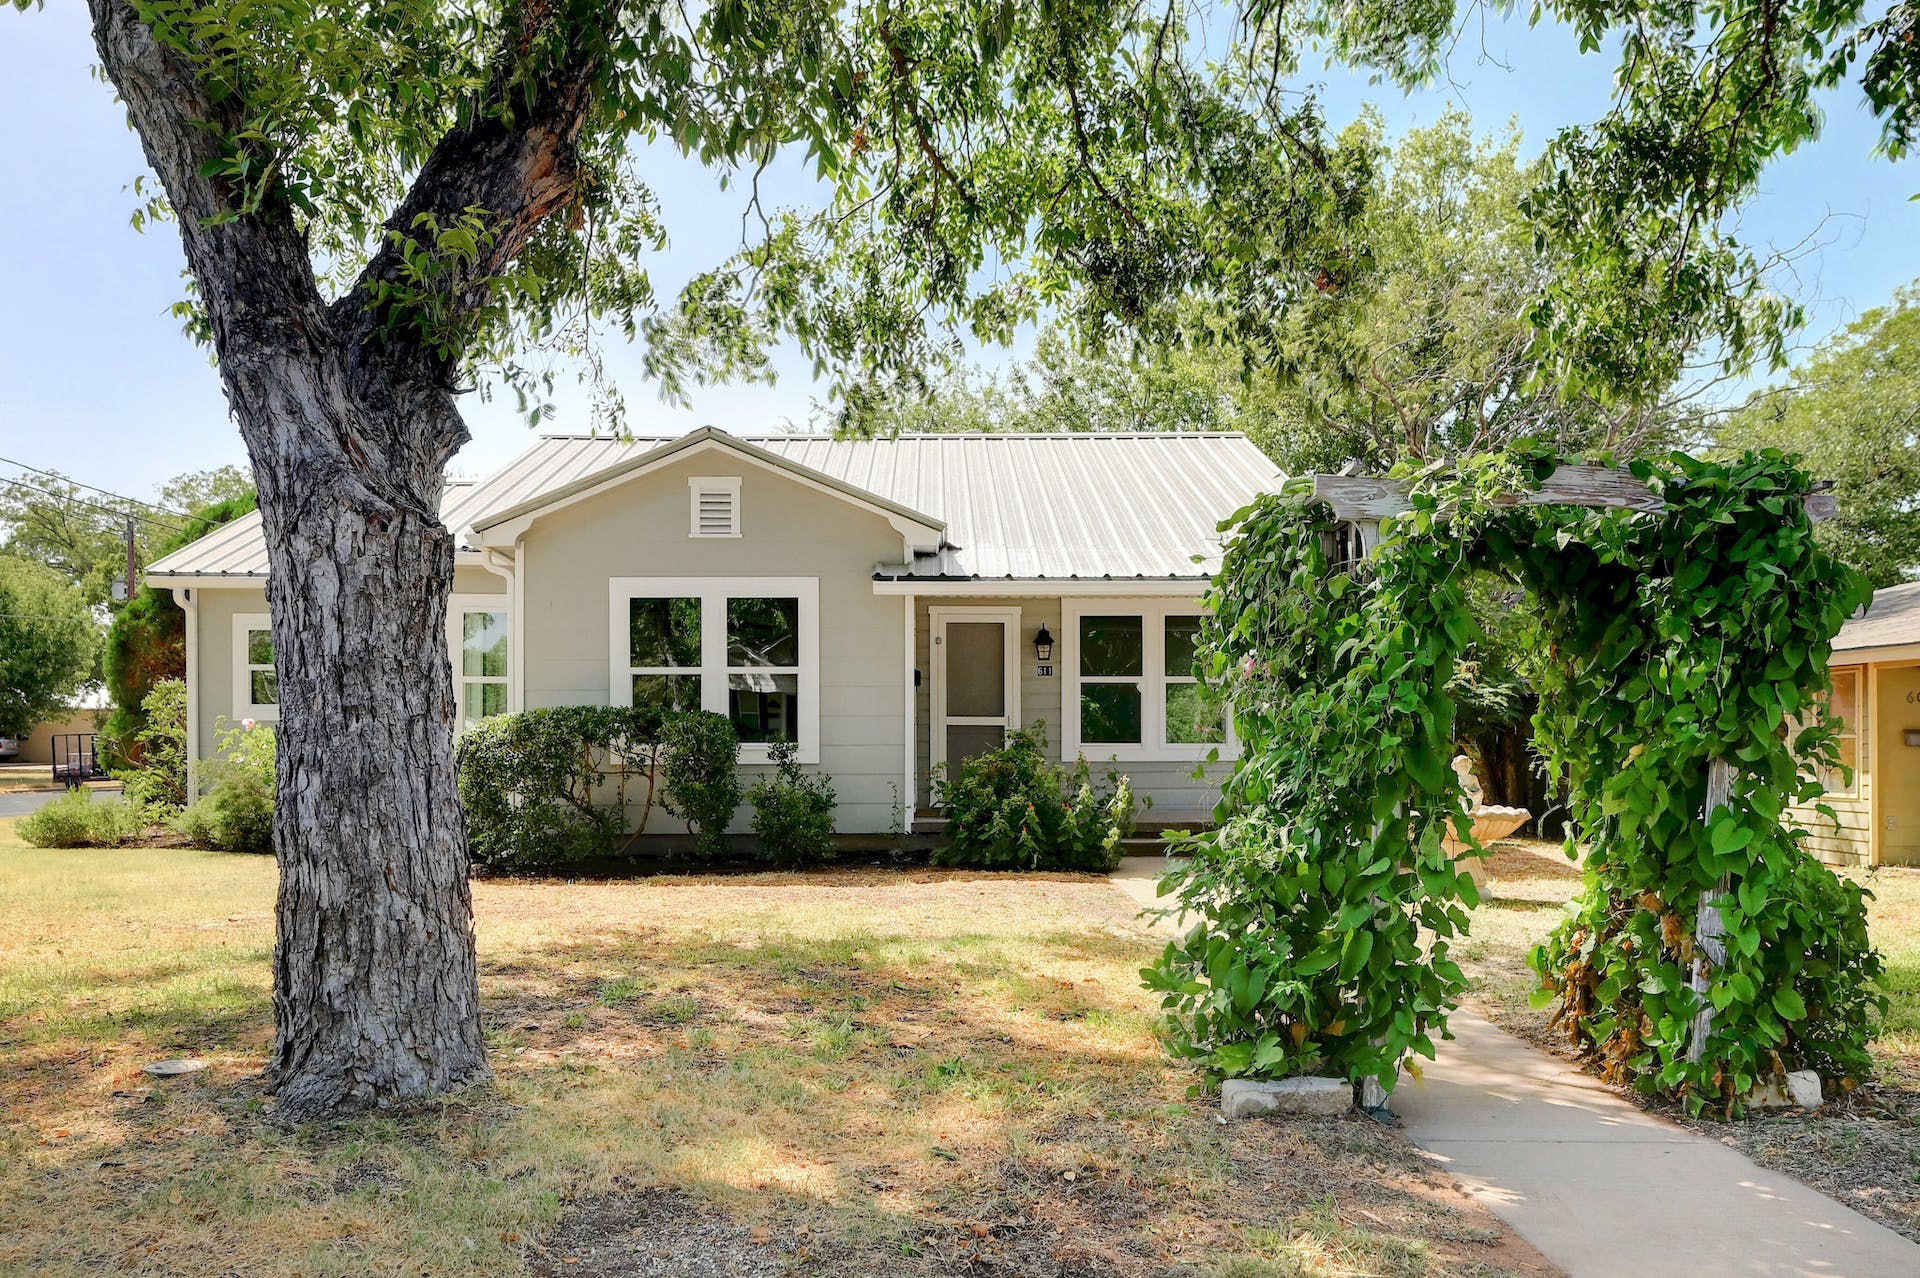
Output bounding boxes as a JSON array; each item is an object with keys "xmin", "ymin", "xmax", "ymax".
[{"xmin": 0, "ymin": 838, "xmax": 1551, "ymax": 1278}]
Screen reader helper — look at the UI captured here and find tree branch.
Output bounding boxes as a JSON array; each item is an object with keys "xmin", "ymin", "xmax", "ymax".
[
  {"xmin": 87, "ymin": 0, "xmax": 326, "ymax": 361},
  {"xmin": 333, "ymin": 1, "xmax": 627, "ymax": 390}
]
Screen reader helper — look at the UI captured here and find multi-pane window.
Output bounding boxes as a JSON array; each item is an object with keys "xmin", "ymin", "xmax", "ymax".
[
  {"xmin": 1078, "ymin": 615, "xmax": 1145, "ymax": 746},
  {"xmin": 1065, "ymin": 602, "xmax": 1227, "ymax": 759},
  {"xmin": 627, "ymin": 596, "xmax": 704, "ymax": 716},
  {"xmin": 233, "ymin": 613, "xmax": 279, "ymax": 720},
  {"xmin": 726, "ymin": 596, "xmax": 800, "ymax": 743},
  {"xmin": 456, "ymin": 608, "xmax": 510, "ymax": 729},
  {"xmin": 1162, "ymin": 614, "xmax": 1225, "ymax": 745},
  {"xmin": 1820, "ymin": 667, "xmax": 1862, "ymax": 797},
  {"xmin": 611, "ymin": 577, "xmax": 819, "ymax": 761}
]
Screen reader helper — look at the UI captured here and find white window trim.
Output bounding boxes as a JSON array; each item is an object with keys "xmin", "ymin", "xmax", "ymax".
[
  {"xmin": 687, "ymin": 476, "xmax": 742, "ymax": 539},
  {"xmin": 608, "ymin": 576, "xmax": 820, "ymax": 764},
  {"xmin": 928, "ymin": 605, "xmax": 1022, "ymax": 779},
  {"xmin": 448, "ymin": 594, "xmax": 511, "ymax": 731},
  {"xmin": 1061, "ymin": 597, "xmax": 1234, "ymax": 763},
  {"xmin": 231, "ymin": 612, "xmax": 280, "ymax": 723}
]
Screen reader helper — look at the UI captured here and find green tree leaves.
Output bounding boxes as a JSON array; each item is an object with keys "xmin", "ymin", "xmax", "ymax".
[
  {"xmin": 0, "ymin": 555, "xmax": 99, "ymax": 738},
  {"xmin": 1719, "ymin": 286, "xmax": 1920, "ymax": 587}
]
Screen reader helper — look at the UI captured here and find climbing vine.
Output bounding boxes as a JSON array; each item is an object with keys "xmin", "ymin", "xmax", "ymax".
[
  {"xmin": 1145, "ymin": 446, "xmax": 1885, "ymax": 1112},
  {"xmin": 1505, "ymin": 450, "xmax": 1885, "ymax": 1113}
]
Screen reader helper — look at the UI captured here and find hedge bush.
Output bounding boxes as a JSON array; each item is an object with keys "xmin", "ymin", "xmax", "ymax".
[
  {"xmin": 931, "ymin": 725, "xmax": 1135, "ymax": 871},
  {"xmin": 175, "ymin": 717, "xmax": 276, "ymax": 854},
  {"xmin": 749, "ymin": 738, "xmax": 837, "ymax": 866},
  {"xmin": 456, "ymin": 705, "xmax": 665, "ymax": 869},
  {"xmin": 659, "ymin": 711, "xmax": 742, "ymax": 859},
  {"xmin": 17, "ymin": 790, "xmax": 149, "ymax": 848}
]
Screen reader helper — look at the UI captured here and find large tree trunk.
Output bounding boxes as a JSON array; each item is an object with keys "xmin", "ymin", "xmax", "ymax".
[
  {"xmin": 89, "ymin": 0, "xmax": 610, "ymax": 1117},
  {"xmin": 240, "ymin": 359, "xmax": 488, "ymax": 1116}
]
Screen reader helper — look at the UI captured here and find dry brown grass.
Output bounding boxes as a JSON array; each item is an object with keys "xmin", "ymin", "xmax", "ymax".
[
  {"xmin": 0, "ymin": 824, "xmax": 1551, "ymax": 1278},
  {"xmin": 1461, "ymin": 838, "xmax": 1920, "ymax": 1244}
]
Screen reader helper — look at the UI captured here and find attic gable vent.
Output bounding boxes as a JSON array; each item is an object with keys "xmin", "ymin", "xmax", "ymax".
[{"xmin": 688, "ymin": 477, "xmax": 742, "ymax": 538}]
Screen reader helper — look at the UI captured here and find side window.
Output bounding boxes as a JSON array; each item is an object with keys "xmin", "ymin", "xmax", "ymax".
[
  {"xmin": 233, "ymin": 613, "xmax": 280, "ymax": 721},
  {"xmin": 455, "ymin": 607, "xmax": 510, "ymax": 730},
  {"xmin": 1821, "ymin": 667, "xmax": 1861, "ymax": 797}
]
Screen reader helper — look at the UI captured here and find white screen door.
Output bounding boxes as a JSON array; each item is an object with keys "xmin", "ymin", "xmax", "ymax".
[{"xmin": 930, "ymin": 607, "xmax": 1021, "ymax": 782}]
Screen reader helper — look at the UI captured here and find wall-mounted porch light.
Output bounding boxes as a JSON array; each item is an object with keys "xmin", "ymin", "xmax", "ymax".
[{"xmin": 1034, "ymin": 624, "xmax": 1055, "ymax": 664}]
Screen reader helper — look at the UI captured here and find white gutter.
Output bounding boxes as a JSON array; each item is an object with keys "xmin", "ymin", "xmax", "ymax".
[{"xmin": 872, "ymin": 577, "xmax": 1212, "ymax": 598}]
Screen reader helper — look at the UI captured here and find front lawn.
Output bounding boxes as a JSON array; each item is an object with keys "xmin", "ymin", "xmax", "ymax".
[
  {"xmin": 1460, "ymin": 839, "xmax": 1920, "ymax": 1243},
  {"xmin": 0, "ymin": 822, "xmax": 1547, "ymax": 1278}
]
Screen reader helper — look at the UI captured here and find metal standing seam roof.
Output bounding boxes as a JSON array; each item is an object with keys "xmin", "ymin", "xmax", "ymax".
[
  {"xmin": 1833, "ymin": 580, "xmax": 1920, "ymax": 655},
  {"xmin": 147, "ymin": 430, "xmax": 1284, "ymax": 582}
]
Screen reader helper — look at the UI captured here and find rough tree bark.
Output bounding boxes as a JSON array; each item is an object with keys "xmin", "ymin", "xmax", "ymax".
[{"xmin": 88, "ymin": 0, "xmax": 610, "ymax": 1116}]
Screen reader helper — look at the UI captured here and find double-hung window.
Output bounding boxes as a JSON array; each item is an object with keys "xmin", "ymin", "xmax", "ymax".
[
  {"xmin": 610, "ymin": 577, "xmax": 819, "ymax": 762},
  {"xmin": 232, "ymin": 613, "xmax": 279, "ymax": 721},
  {"xmin": 1063, "ymin": 600, "xmax": 1228, "ymax": 761},
  {"xmin": 448, "ymin": 596, "xmax": 511, "ymax": 731}
]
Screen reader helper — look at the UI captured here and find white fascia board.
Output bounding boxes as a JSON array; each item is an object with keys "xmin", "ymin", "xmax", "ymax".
[
  {"xmin": 144, "ymin": 573, "xmax": 269, "ymax": 589},
  {"xmin": 1845, "ymin": 643, "xmax": 1920, "ymax": 667}
]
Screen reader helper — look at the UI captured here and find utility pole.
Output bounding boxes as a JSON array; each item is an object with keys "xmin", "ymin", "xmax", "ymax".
[{"xmin": 120, "ymin": 515, "xmax": 137, "ymax": 603}]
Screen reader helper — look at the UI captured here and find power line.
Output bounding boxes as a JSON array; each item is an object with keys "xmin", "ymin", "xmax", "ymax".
[
  {"xmin": 0, "ymin": 472, "xmax": 190, "ymax": 537},
  {"xmin": 0, "ymin": 454, "xmax": 199, "ymax": 525}
]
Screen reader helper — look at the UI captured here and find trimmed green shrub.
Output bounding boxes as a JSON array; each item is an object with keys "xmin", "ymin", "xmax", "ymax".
[
  {"xmin": 659, "ymin": 710, "xmax": 742, "ymax": 858},
  {"xmin": 17, "ymin": 790, "xmax": 148, "ymax": 848},
  {"xmin": 748, "ymin": 739, "xmax": 837, "ymax": 867},
  {"xmin": 175, "ymin": 718, "xmax": 275, "ymax": 854},
  {"xmin": 931, "ymin": 725, "xmax": 1135, "ymax": 871},
  {"xmin": 457, "ymin": 705, "xmax": 665, "ymax": 869},
  {"xmin": 116, "ymin": 678, "xmax": 189, "ymax": 817}
]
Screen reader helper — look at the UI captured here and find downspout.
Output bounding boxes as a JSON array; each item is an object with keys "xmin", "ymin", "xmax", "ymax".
[
  {"xmin": 903, "ymin": 592, "xmax": 916, "ymax": 835},
  {"xmin": 175, "ymin": 587, "xmax": 200, "ymax": 802}
]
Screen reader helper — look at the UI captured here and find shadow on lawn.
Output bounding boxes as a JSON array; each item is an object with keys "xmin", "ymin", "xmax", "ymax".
[{"xmin": 2, "ymin": 885, "xmax": 1546, "ymax": 1278}]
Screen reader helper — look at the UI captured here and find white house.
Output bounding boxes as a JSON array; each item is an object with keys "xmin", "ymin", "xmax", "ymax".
[{"xmin": 145, "ymin": 428, "xmax": 1281, "ymax": 832}]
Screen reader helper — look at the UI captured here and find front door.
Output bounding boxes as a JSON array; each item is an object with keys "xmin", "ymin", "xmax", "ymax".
[{"xmin": 930, "ymin": 607, "xmax": 1021, "ymax": 783}]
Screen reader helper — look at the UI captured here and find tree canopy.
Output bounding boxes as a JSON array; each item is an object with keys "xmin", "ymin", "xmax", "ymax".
[
  {"xmin": 28, "ymin": 1, "xmax": 1913, "ymax": 425},
  {"xmin": 1719, "ymin": 287, "xmax": 1920, "ymax": 587},
  {"xmin": 0, "ymin": 555, "xmax": 99, "ymax": 739},
  {"xmin": 866, "ymin": 111, "xmax": 1712, "ymax": 470}
]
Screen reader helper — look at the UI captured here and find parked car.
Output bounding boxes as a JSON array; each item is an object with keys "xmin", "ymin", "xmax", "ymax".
[{"xmin": 0, "ymin": 736, "xmax": 19, "ymax": 761}]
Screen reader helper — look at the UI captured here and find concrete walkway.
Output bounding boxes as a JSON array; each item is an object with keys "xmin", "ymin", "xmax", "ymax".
[
  {"xmin": 1106, "ymin": 856, "xmax": 1920, "ymax": 1278},
  {"xmin": 1398, "ymin": 1008, "xmax": 1919, "ymax": 1278}
]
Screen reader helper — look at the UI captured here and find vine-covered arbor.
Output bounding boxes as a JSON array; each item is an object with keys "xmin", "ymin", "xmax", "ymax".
[{"xmin": 1146, "ymin": 448, "xmax": 1886, "ymax": 1115}]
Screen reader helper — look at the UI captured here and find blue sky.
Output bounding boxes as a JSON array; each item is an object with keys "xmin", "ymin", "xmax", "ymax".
[{"xmin": 0, "ymin": 5, "xmax": 1912, "ymax": 502}]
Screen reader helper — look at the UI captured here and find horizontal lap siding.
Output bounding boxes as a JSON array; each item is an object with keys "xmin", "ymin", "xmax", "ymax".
[
  {"xmin": 1788, "ymin": 795, "xmax": 1872, "ymax": 867},
  {"xmin": 520, "ymin": 454, "xmax": 907, "ymax": 833}
]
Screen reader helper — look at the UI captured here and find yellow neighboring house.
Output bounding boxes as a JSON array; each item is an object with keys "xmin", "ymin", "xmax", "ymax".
[{"xmin": 1792, "ymin": 580, "xmax": 1920, "ymax": 867}]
